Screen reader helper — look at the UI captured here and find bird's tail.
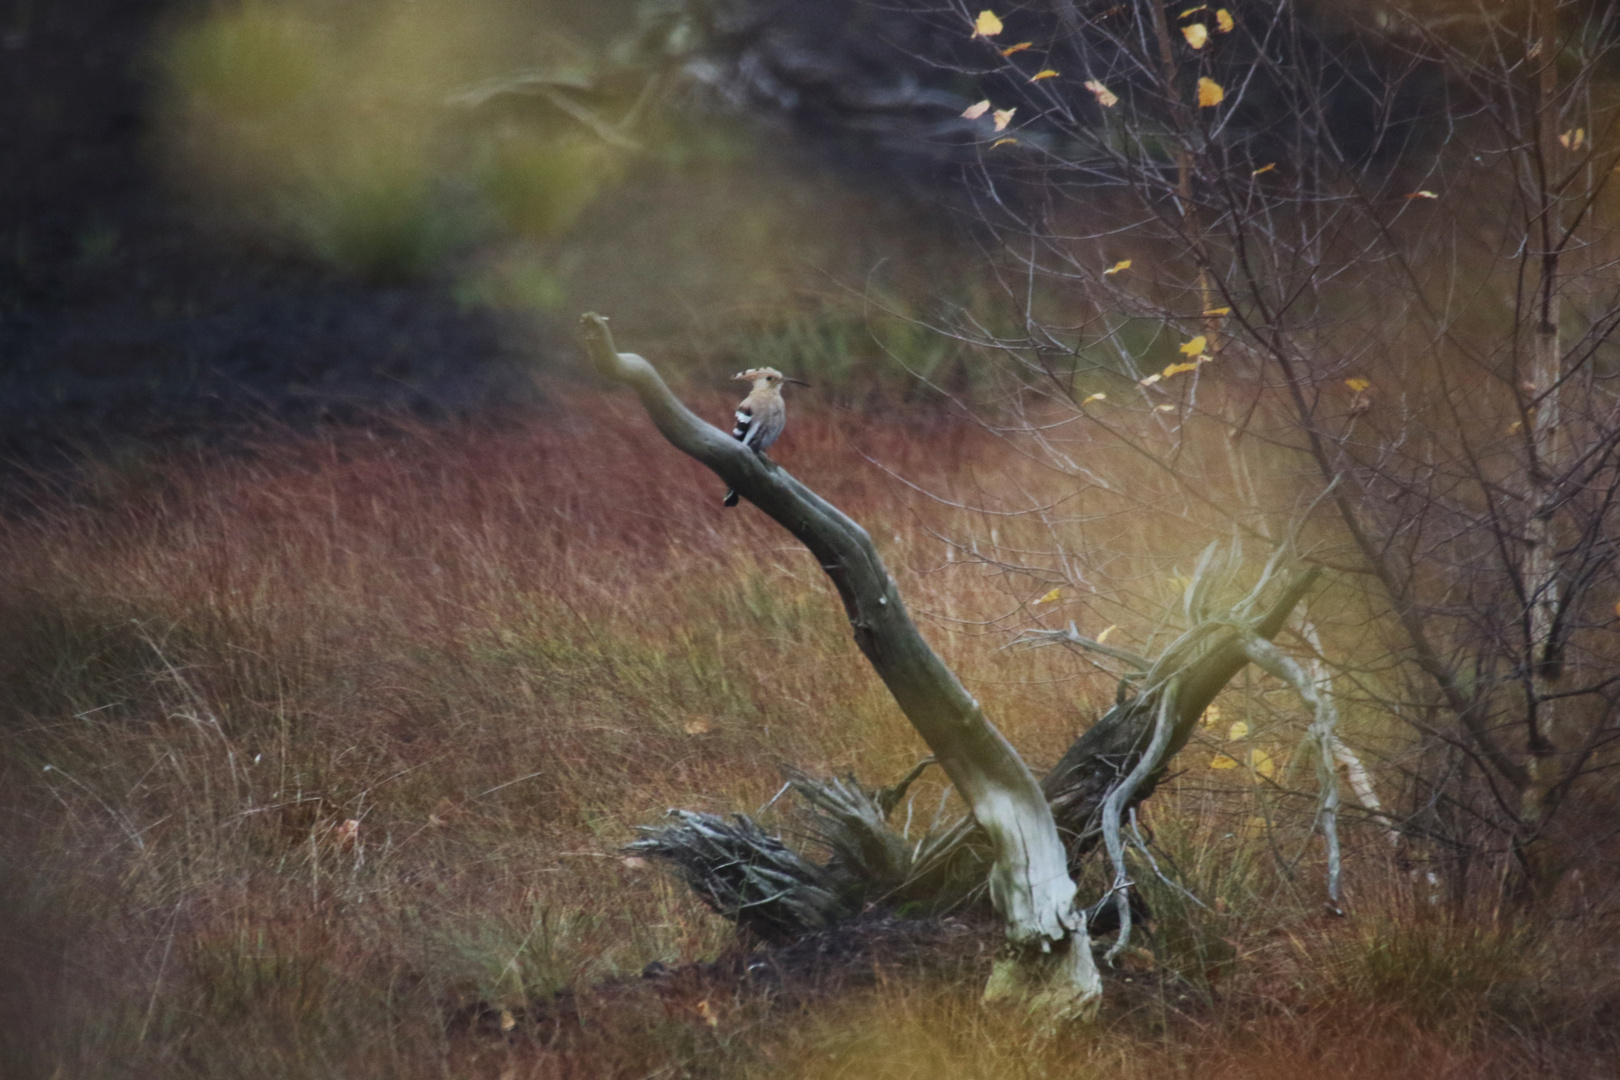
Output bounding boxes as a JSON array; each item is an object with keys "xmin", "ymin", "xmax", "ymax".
[{"xmin": 723, "ymin": 488, "xmax": 739, "ymax": 508}]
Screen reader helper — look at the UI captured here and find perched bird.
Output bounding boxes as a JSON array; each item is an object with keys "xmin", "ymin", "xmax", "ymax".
[{"xmin": 724, "ymin": 366, "xmax": 806, "ymax": 507}]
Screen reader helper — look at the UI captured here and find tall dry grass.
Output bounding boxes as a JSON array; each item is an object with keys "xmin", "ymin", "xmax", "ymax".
[{"xmin": 2, "ymin": 394, "xmax": 1615, "ymax": 1077}]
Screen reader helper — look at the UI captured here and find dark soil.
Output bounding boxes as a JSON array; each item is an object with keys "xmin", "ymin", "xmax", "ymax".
[
  {"xmin": 0, "ymin": 0, "xmax": 545, "ymax": 476},
  {"xmin": 449, "ymin": 912, "xmax": 1205, "ymax": 1069},
  {"xmin": 452, "ymin": 916, "xmax": 995, "ymax": 1044}
]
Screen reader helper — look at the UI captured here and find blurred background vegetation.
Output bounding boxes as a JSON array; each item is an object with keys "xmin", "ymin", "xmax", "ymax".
[{"xmin": 140, "ymin": 0, "xmax": 1013, "ymax": 399}]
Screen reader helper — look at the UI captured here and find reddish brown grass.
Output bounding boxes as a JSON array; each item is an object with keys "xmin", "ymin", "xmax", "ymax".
[{"xmin": 1, "ymin": 394, "xmax": 1614, "ymax": 1078}]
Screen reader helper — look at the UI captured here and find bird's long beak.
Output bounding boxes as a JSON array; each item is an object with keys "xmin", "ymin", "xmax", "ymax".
[{"xmin": 785, "ymin": 377, "xmax": 811, "ymax": 388}]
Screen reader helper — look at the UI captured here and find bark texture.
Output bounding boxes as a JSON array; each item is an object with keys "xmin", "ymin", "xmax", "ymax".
[{"xmin": 1041, "ymin": 566, "xmax": 1321, "ymax": 861}]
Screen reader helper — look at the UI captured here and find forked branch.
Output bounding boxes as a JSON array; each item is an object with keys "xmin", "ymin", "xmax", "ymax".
[{"xmin": 579, "ymin": 312, "xmax": 1100, "ymax": 1019}]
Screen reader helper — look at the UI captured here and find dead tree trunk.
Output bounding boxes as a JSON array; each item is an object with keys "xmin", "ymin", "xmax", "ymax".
[
  {"xmin": 1040, "ymin": 564, "xmax": 1322, "ymax": 861},
  {"xmin": 579, "ymin": 313, "xmax": 1102, "ymax": 1020},
  {"xmin": 633, "ymin": 559, "xmax": 1325, "ymax": 944}
]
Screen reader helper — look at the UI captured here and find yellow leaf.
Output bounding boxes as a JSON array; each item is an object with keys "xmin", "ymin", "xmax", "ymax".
[
  {"xmin": 1083, "ymin": 391, "xmax": 1107, "ymax": 403},
  {"xmin": 1036, "ymin": 587, "xmax": 1063, "ymax": 605},
  {"xmin": 962, "ymin": 99, "xmax": 991, "ymax": 120},
  {"xmin": 1000, "ymin": 41, "xmax": 1033, "ymax": 56},
  {"xmin": 1180, "ymin": 334, "xmax": 1208, "ymax": 356},
  {"xmin": 1216, "ymin": 8, "xmax": 1234, "ymax": 32},
  {"xmin": 1104, "ymin": 258, "xmax": 1132, "ymax": 275},
  {"xmin": 1203, "ymin": 306, "xmax": 1231, "ymax": 316},
  {"xmin": 973, "ymin": 10, "xmax": 1003, "ymax": 37},
  {"xmin": 991, "ymin": 137, "xmax": 1018, "ymax": 147},
  {"xmin": 1407, "ymin": 190, "xmax": 1439, "ymax": 199},
  {"xmin": 683, "ymin": 717, "xmax": 712, "ymax": 735},
  {"xmin": 1252, "ymin": 162, "xmax": 1275, "ymax": 175},
  {"xmin": 1250, "ymin": 747, "xmax": 1276, "ymax": 778},
  {"xmin": 1097, "ymin": 624, "xmax": 1118, "ymax": 643},
  {"xmin": 1031, "ymin": 69, "xmax": 1060, "ymax": 81},
  {"xmin": 1227, "ymin": 720, "xmax": 1249, "ymax": 740},
  {"xmin": 1155, "ymin": 403, "xmax": 1176, "ymax": 412},
  {"xmin": 1138, "ymin": 373, "xmax": 1162, "ymax": 387},
  {"xmin": 993, "ymin": 107, "xmax": 1016, "ymax": 131},
  {"xmin": 1162, "ymin": 361, "xmax": 1201, "ymax": 378},
  {"xmin": 1507, "ymin": 420, "xmax": 1524, "ymax": 434},
  {"xmin": 1559, "ymin": 128, "xmax": 1586, "ymax": 150},
  {"xmin": 1182, "ymin": 23, "xmax": 1209, "ymax": 49},
  {"xmin": 1202, "ymin": 703, "xmax": 1222, "ymax": 727},
  {"xmin": 695, "ymin": 1000, "xmax": 720, "ymax": 1028},
  {"xmin": 1084, "ymin": 79, "xmax": 1119, "ymax": 107},
  {"xmin": 1197, "ymin": 77, "xmax": 1225, "ymax": 107},
  {"xmin": 1209, "ymin": 753, "xmax": 1240, "ymax": 770},
  {"xmin": 1180, "ymin": 5, "xmax": 1209, "ymax": 14},
  {"xmin": 1344, "ymin": 377, "xmax": 1371, "ymax": 392},
  {"xmin": 500, "ymin": 1009, "xmax": 517, "ymax": 1033}
]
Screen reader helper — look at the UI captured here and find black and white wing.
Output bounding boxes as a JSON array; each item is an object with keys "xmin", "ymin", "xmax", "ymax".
[
  {"xmin": 734, "ymin": 398, "xmax": 785, "ymax": 452},
  {"xmin": 724, "ymin": 390, "xmax": 785, "ymax": 506},
  {"xmin": 732, "ymin": 403, "xmax": 760, "ymax": 446}
]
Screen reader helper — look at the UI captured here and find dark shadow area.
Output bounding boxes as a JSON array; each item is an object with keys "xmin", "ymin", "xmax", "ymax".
[{"xmin": 0, "ymin": 0, "xmax": 544, "ymax": 473}]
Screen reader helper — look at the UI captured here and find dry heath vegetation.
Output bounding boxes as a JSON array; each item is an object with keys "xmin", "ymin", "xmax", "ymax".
[{"xmin": 2, "ymin": 394, "xmax": 1617, "ymax": 1078}]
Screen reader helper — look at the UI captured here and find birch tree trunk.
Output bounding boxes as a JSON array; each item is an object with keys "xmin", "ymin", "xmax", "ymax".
[
  {"xmin": 578, "ymin": 313, "xmax": 1102, "ymax": 1020},
  {"xmin": 1518, "ymin": 0, "xmax": 1566, "ymax": 901}
]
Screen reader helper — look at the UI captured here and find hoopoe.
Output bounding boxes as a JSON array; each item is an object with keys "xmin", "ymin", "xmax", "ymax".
[{"xmin": 723, "ymin": 366, "xmax": 807, "ymax": 507}]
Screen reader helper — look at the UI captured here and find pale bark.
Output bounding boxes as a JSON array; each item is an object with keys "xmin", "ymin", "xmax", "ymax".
[
  {"xmin": 1241, "ymin": 637, "xmax": 1346, "ymax": 910},
  {"xmin": 1518, "ymin": 0, "xmax": 1567, "ymax": 899},
  {"xmin": 1097, "ymin": 689, "xmax": 1176, "ymax": 962},
  {"xmin": 579, "ymin": 313, "xmax": 1101, "ymax": 1019}
]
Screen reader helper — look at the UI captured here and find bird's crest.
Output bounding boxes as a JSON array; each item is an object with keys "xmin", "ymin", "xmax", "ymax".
[{"xmin": 733, "ymin": 367, "xmax": 808, "ymax": 387}]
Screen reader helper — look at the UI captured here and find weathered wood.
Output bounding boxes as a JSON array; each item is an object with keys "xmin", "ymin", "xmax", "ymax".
[
  {"xmin": 579, "ymin": 313, "xmax": 1101, "ymax": 1019},
  {"xmin": 628, "ymin": 573, "xmax": 1323, "ymax": 947},
  {"xmin": 1041, "ymin": 567, "xmax": 1321, "ymax": 862}
]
